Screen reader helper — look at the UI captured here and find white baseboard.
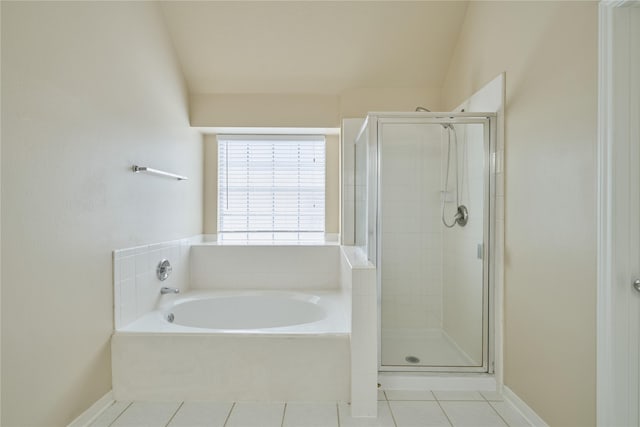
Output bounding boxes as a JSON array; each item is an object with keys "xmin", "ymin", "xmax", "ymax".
[
  {"xmin": 503, "ymin": 386, "xmax": 549, "ymax": 427},
  {"xmin": 67, "ymin": 391, "xmax": 115, "ymax": 427}
]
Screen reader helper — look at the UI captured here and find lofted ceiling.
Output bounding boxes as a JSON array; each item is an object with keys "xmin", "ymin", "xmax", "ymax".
[{"xmin": 159, "ymin": 1, "xmax": 469, "ymax": 95}]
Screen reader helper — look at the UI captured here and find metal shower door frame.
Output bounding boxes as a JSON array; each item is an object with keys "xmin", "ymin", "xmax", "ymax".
[{"xmin": 372, "ymin": 113, "xmax": 497, "ymax": 374}]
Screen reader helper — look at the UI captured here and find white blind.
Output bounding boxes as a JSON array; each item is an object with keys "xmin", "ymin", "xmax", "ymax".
[{"xmin": 218, "ymin": 135, "xmax": 326, "ymax": 233}]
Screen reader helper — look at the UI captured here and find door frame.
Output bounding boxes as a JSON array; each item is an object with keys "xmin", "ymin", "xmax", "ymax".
[
  {"xmin": 372, "ymin": 114, "xmax": 496, "ymax": 374},
  {"xmin": 597, "ymin": 1, "xmax": 640, "ymax": 425}
]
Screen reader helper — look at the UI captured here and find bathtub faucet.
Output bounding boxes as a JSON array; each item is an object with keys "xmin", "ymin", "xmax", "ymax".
[{"xmin": 160, "ymin": 287, "xmax": 180, "ymax": 295}]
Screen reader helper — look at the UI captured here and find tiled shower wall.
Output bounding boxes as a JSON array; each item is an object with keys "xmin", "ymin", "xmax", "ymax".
[
  {"xmin": 113, "ymin": 237, "xmax": 195, "ymax": 329},
  {"xmin": 379, "ymin": 123, "xmax": 443, "ymax": 331},
  {"xmin": 441, "ymin": 123, "xmax": 485, "ymax": 363},
  {"xmin": 113, "ymin": 238, "xmax": 342, "ymax": 329},
  {"xmin": 442, "ymin": 74, "xmax": 505, "ymax": 364},
  {"xmin": 341, "ymin": 118, "xmax": 365, "ymax": 247}
]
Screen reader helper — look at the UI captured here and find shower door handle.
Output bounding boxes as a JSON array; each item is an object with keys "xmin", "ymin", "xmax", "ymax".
[{"xmin": 634, "ymin": 279, "xmax": 640, "ymax": 293}]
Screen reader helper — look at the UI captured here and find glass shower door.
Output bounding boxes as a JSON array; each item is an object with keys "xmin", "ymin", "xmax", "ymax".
[{"xmin": 377, "ymin": 117, "xmax": 492, "ymax": 372}]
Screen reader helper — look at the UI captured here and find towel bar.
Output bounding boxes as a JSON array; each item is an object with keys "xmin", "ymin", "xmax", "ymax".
[{"xmin": 132, "ymin": 165, "xmax": 188, "ymax": 181}]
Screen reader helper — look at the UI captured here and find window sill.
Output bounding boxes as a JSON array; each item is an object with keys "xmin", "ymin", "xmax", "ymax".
[{"xmin": 196, "ymin": 233, "xmax": 340, "ymax": 246}]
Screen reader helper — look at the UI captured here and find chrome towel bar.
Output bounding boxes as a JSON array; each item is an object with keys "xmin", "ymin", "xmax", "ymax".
[{"xmin": 132, "ymin": 165, "xmax": 188, "ymax": 181}]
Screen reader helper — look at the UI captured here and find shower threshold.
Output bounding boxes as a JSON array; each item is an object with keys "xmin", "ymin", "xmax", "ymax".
[{"xmin": 378, "ymin": 372, "xmax": 496, "ymax": 392}]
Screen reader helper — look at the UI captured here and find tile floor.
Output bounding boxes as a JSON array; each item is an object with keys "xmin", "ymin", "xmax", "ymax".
[{"xmin": 90, "ymin": 390, "xmax": 531, "ymax": 427}]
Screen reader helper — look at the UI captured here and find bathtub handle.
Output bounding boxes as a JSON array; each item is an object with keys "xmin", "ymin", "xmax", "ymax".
[{"xmin": 157, "ymin": 259, "xmax": 172, "ymax": 281}]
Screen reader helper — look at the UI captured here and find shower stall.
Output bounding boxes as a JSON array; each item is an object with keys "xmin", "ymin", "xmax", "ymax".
[{"xmin": 354, "ymin": 112, "xmax": 496, "ymax": 373}]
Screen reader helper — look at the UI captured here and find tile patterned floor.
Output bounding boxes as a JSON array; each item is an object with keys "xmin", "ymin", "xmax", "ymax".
[{"xmin": 90, "ymin": 390, "xmax": 532, "ymax": 427}]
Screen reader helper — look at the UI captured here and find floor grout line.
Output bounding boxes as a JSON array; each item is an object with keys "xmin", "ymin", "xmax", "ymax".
[
  {"xmin": 164, "ymin": 401, "xmax": 184, "ymax": 427},
  {"xmin": 280, "ymin": 402, "xmax": 287, "ymax": 427},
  {"xmin": 487, "ymin": 400, "xmax": 514, "ymax": 427},
  {"xmin": 385, "ymin": 398, "xmax": 399, "ymax": 427},
  {"xmin": 94, "ymin": 401, "xmax": 120, "ymax": 427},
  {"xmin": 222, "ymin": 402, "xmax": 236, "ymax": 427},
  {"xmin": 433, "ymin": 399, "xmax": 454, "ymax": 427},
  {"xmin": 106, "ymin": 401, "xmax": 133, "ymax": 427}
]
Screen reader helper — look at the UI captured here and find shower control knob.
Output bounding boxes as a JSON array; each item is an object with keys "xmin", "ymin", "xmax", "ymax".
[
  {"xmin": 633, "ymin": 279, "xmax": 640, "ymax": 293},
  {"xmin": 157, "ymin": 259, "xmax": 172, "ymax": 281}
]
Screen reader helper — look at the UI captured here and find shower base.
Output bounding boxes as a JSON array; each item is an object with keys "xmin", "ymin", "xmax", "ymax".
[{"xmin": 381, "ymin": 328, "xmax": 477, "ymax": 368}]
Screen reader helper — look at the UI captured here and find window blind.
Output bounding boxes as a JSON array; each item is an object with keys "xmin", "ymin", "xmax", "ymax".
[{"xmin": 217, "ymin": 135, "xmax": 326, "ymax": 233}]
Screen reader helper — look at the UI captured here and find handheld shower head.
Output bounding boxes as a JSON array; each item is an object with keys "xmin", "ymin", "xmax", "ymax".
[{"xmin": 415, "ymin": 106, "xmax": 452, "ymax": 129}]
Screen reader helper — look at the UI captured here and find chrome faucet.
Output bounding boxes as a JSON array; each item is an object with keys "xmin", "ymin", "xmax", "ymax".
[{"xmin": 160, "ymin": 287, "xmax": 180, "ymax": 295}]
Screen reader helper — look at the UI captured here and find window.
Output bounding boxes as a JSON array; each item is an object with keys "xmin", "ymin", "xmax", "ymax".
[{"xmin": 217, "ymin": 135, "xmax": 325, "ymax": 235}]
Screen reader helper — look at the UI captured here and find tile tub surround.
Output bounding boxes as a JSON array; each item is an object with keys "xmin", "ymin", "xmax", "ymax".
[
  {"xmin": 111, "ymin": 240, "xmax": 378, "ymax": 417},
  {"xmin": 341, "ymin": 246, "xmax": 378, "ymax": 417},
  {"xmin": 113, "ymin": 237, "xmax": 198, "ymax": 329},
  {"xmin": 112, "ymin": 244, "xmax": 351, "ymax": 404},
  {"xmin": 113, "ymin": 236, "xmax": 340, "ymax": 329},
  {"xmin": 189, "ymin": 243, "xmax": 341, "ymax": 290},
  {"xmin": 112, "ymin": 334, "xmax": 350, "ymax": 402}
]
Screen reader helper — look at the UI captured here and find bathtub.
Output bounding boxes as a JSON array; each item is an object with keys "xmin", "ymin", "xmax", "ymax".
[
  {"xmin": 168, "ymin": 293, "xmax": 325, "ymax": 330},
  {"xmin": 112, "ymin": 290, "xmax": 351, "ymax": 402},
  {"xmin": 119, "ymin": 290, "xmax": 349, "ymax": 334}
]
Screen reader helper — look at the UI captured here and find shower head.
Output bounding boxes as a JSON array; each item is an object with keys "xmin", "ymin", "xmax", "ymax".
[{"xmin": 415, "ymin": 106, "xmax": 452, "ymax": 129}]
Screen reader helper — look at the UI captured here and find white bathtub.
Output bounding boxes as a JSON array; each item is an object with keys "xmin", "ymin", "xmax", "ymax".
[
  {"xmin": 168, "ymin": 293, "xmax": 325, "ymax": 329},
  {"xmin": 118, "ymin": 290, "xmax": 349, "ymax": 334},
  {"xmin": 112, "ymin": 290, "xmax": 351, "ymax": 401}
]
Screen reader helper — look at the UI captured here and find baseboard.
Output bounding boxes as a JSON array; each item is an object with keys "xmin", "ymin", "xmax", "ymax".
[
  {"xmin": 502, "ymin": 386, "xmax": 549, "ymax": 427},
  {"xmin": 67, "ymin": 391, "xmax": 115, "ymax": 427}
]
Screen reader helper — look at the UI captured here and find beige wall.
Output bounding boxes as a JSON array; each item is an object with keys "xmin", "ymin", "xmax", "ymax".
[
  {"xmin": 0, "ymin": 3, "xmax": 3, "ymax": 419},
  {"xmin": 0, "ymin": 3, "xmax": 3, "ymax": 421},
  {"xmin": 191, "ymin": 93, "xmax": 340, "ymax": 128},
  {"xmin": 338, "ymin": 87, "xmax": 441, "ymax": 119},
  {"xmin": 442, "ymin": 2, "xmax": 597, "ymax": 426},
  {"xmin": 1, "ymin": 2, "xmax": 202, "ymax": 425},
  {"xmin": 203, "ymin": 134, "xmax": 340, "ymax": 235},
  {"xmin": 190, "ymin": 88, "xmax": 442, "ymax": 128}
]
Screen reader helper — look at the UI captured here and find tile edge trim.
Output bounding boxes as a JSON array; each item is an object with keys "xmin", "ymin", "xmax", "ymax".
[
  {"xmin": 67, "ymin": 390, "xmax": 114, "ymax": 427},
  {"xmin": 502, "ymin": 386, "xmax": 549, "ymax": 427}
]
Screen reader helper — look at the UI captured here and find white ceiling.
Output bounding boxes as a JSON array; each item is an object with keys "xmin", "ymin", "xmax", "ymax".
[{"xmin": 159, "ymin": 1, "xmax": 469, "ymax": 95}]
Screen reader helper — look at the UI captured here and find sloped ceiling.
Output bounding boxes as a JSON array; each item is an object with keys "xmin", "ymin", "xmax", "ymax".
[{"xmin": 159, "ymin": 1, "xmax": 468, "ymax": 95}]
